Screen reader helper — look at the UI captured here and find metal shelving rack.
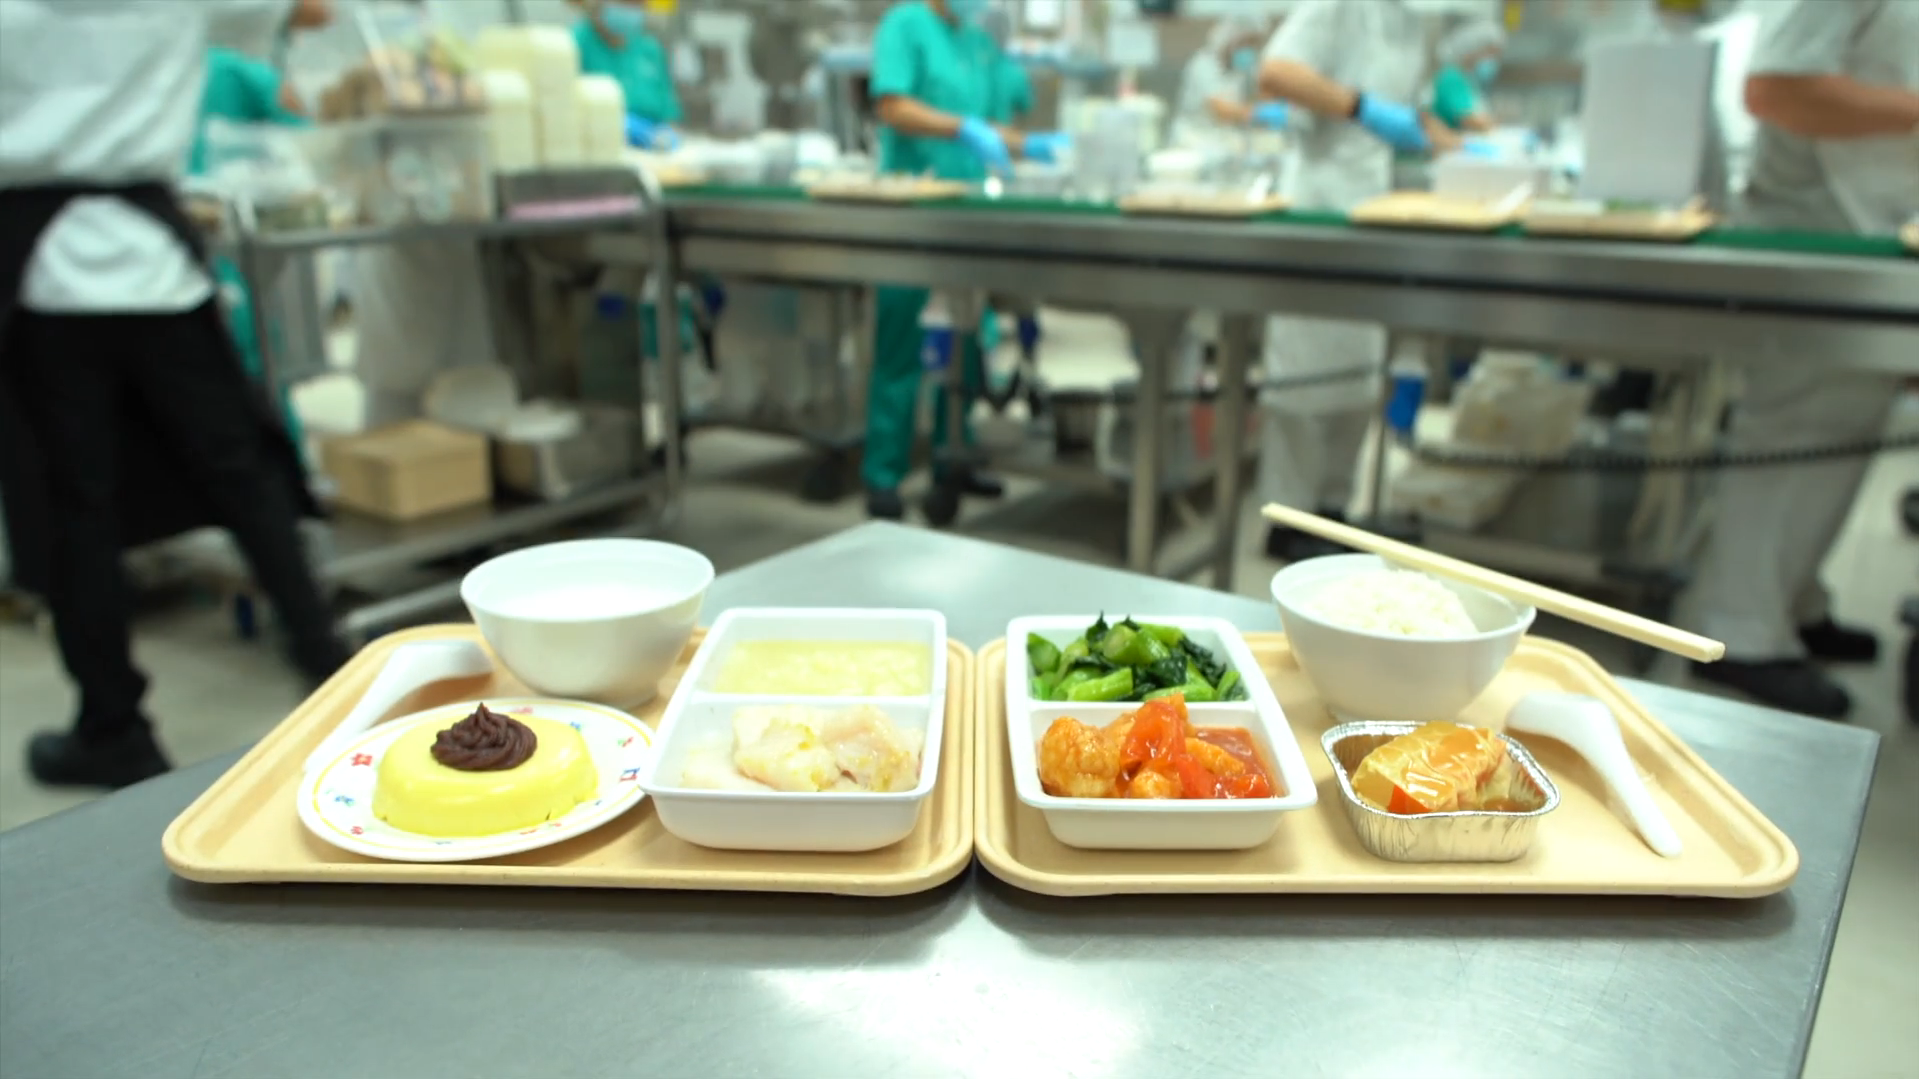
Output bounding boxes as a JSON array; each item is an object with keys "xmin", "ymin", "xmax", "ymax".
[{"xmin": 229, "ymin": 167, "xmax": 686, "ymax": 640}]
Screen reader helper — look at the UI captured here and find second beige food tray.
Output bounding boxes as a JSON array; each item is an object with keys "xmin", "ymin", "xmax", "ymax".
[
  {"xmin": 975, "ymin": 634, "xmax": 1798, "ymax": 898},
  {"xmin": 1350, "ymin": 191, "xmax": 1522, "ymax": 231},
  {"xmin": 163, "ymin": 626, "xmax": 975, "ymax": 897}
]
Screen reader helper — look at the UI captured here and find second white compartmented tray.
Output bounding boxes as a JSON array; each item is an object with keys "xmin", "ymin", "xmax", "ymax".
[
  {"xmin": 638, "ymin": 608, "xmax": 949, "ymax": 852},
  {"xmin": 1003, "ymin": 615, "xmax": 1319, "ymax": 850}
]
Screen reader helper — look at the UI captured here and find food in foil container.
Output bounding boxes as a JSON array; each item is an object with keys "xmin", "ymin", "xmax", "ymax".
[{"xmin": 1349, "ymin": 721, "xmax": 1545, "ymax": 815}]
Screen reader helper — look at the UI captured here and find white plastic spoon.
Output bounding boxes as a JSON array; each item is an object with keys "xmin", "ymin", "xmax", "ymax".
[
  {"xmin": 1507, "ymin": 691, "xmax": 1683, "ymax": 859},
  {"xmin": 302, "ymin": 640, "xmax": 495, "ymax": 775}
]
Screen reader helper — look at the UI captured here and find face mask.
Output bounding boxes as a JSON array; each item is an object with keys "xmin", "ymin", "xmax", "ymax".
[
  {"xmin": 1231, "ymin": 48, "xmax": 1258, "ymax": 74},
  {"xmin": 598, "ymin": 2, "xmax": 645, "ymax": 37},
  {"xmin": 946, "ymin": 0, "xmax": 989, "ymax": 24},
  {"xmin": 1474, "ymin": 57, "xmax": 1500, "ymax": 84}
]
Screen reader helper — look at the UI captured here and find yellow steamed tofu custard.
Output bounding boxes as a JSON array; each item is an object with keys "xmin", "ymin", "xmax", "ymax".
[
  {"xmin": 374, "ymin": 703, "xmax": 597, "ymax": 837},
  {"xmin": 712, "ymin": 640, "xmax": 933, "ymax": 697}
]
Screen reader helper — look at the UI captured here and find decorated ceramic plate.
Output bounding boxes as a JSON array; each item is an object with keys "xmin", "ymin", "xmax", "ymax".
[{"xmin": 296, "ymin": 698, "xmax": 653, "ymax": 863}]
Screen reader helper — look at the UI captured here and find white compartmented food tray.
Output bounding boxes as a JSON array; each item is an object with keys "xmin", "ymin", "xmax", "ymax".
[
  {"xmin": 637, "ymin": 607, "xmax": 949, "ymax": 853},
  {"xmin": 1002, "ymin": 615, "xmax": 1319, "ymax": 850}
]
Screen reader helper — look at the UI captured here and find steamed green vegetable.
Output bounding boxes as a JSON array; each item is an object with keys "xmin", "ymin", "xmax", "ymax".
[{"xmin": 1025, "ymin": 616, "xmax": 1248, "ymax": 703}]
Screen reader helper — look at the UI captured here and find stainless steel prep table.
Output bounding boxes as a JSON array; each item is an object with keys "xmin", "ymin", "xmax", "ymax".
[
  {"xmin": 596, "ymin": 195, "xmax": 1919, "ymax": 587},
  {"xmin": 0, "ymin": 523, "xmax": 1878, "ymax": 1079}
]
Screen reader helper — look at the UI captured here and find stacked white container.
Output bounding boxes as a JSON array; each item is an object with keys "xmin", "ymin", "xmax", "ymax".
[
  {"xmin": 474, "ymin": 25, "xmax": 583, "ymax": 168},
  {"xmin": 575, "ymin": 75, "xmax": 628, "ymax": 166},
  {"xmin": 478, "ymin": 70, "xmax": 538, "ymax": 173}
]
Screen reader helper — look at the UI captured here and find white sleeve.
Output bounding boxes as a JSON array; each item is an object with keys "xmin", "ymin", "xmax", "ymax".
[
  {"xmin": 1749, "ymin": 0, "xmax": 1870, "ymax": 76},
  {"xmin": 1262, "ymin": 0, "xmax": 1345, "ymax": 72}
]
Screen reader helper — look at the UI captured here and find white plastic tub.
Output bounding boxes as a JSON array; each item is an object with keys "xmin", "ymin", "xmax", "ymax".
[
  {"xmin": 638, "ymin": 608, "xmax": 948, "ymax": 852},
  {"xmin": 1003, "ymin": 614, "xmax": 1318, "ymax": 850}
]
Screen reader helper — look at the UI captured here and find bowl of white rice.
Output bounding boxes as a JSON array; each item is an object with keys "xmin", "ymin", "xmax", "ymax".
[{"xmin": 1270, "ymin": 554, "xmax": 1534, "ymax": 723}]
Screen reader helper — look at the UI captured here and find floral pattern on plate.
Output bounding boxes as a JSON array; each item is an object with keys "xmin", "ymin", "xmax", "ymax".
[{"xmin": 296, "ymin": 698, "xmax": 653, "ymax": 863}]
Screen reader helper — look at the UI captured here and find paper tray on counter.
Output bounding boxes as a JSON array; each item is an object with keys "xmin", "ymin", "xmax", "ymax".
[
  {"xmin": 163, "ymin": 626, "xmax": 975, "ymax": 897},
  {"xmin": 974, "ymin": 634, "xmax": 1798, "ymax": 898},
  {"xmin": 1349, "ymin": 191, "xmax": 1522, "ymax": 231},
  {"xmin": 1116, "ymin": 194, "xmax": 1290, "ymax": 218},
  {"xmin": 1523, "ymin": 206, "xmax": 1714, "ymax": 242}
]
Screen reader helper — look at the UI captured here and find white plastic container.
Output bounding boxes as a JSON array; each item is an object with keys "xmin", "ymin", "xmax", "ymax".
[
  {"xmin": 575, "ymin": 75, "xmax": 627, "ymax": 165},
  {"xmin": 1269, "ymin": 554, "xmax": 1535, "ymax": 725},
  {"xmin": 535, "ymin": 99, "xmax": 584, "ymax": 167},
  {"xmin": 479, "ymin": 69, "xmax": 539, "ymax": 172},
  {"xmin": 1003, "ymin": 615, "xmax": 1319, "ymax": 851},
  {"xmin": 639, "ymin": 608, "xmax": 949, "ymax": 853}
]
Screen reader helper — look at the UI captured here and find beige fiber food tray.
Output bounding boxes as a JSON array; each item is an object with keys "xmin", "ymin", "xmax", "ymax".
[
  {"xmin": 164, "ymin": 626, "xmax": 975, "ymax": 896},
  {"xmin": 975, "ymin": 634, "xmax": 1798, "ymax": 898},
  {"xmin": 1902, "ymin": 222, "xmax": 1918, "ymax": 253},
  {"xmin": 1350, "ymin": 191, "xmax": 1521, "ymax": 231},
  {"xmin": 1117, "ymin": 194, "xmax": 1290, "ymax": 218},
  {"xmin": 1523, "ymin": 207, "xmax": 1715, "ymax": 242},
  {"xmin": 804, "ymin": 179, "xmax": 972, "ymax": 203}
]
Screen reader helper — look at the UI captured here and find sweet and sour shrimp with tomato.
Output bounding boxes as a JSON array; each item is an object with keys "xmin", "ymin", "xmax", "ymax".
[{"xmin": 1037, "ymin": 694, "xmax": 1279, "ymax": 800}]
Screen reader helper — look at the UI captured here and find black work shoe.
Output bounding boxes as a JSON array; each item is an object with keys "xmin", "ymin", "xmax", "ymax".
[
  {"xmin": 1797, "ymin": 618, "xmax": 1880, "ymax": 664},
  {"xmin": 956, "ymin": 471, "xmax": 1005, "ymax": 499},
  {"xmin": 27, "ymin": 727, "xmax": 172, "ymax": 789},
  {"xmin": 1691, "ymin": 658, "xmax": 1851, "ymax": 720},
  {"xmin": 865, "ymin": 487, "xmax": 905, "ymax": 521}
]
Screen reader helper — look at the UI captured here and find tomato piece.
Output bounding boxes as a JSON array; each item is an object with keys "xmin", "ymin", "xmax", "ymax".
[
  {"xmin": 1120, "ymin": 706, "xmax": 1182, "ymax": 770},
  {"xmin": 1219, "ymin": 772, "xmax": 1273, "ymax": 799},
  {"xmin": 1386, "ymin": 785, "xmax": 1429, "ymax": 815},
  {"xmin": 1174, "ymin": 756, "xmax": 1219, "ymax": 799}
]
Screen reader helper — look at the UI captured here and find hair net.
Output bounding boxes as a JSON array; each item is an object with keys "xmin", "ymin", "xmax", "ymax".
[{"xmin": 1438, "ymin": 18, "xmax": 1506, "ymax": 64}]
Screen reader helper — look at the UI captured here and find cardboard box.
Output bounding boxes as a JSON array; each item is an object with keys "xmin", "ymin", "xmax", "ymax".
[{"xmin": 321, "ymin": 421, "xmax": 491, "ymax": 521}]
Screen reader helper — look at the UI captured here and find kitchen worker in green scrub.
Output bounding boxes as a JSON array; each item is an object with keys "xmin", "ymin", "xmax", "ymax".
[
  {"xmin": 570, "ymin": 0, "xmax": 682, "ymax": 149},
  {"xmin": 864, "ymin": 0, "xmax": 1068, "ymax": 521},
  {"xmin": 1430, "ymin": 17, "xmax": 1504, "ymax": 134},
  {"xmin": 983, "ymin": 9, "xmax": 1033, "ymax": 125}
]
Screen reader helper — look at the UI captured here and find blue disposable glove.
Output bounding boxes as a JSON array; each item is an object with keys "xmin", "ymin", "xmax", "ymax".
[
  {"xmin": 956, "ymin": 117, "xmax": 1012, "ymax": 174},
  {"xmin": 1354, "ymin": 94, "xmax": 1431, "ymax": 154},
  {"xmin": 1022, "ymin": 131, "xmax": 1070, "ymax": 165},
  {"xmin": 1251, "ymin": 101, "xmax": 1291, "ymax": 130},
  {"xmin": 625, "ymin": 115, "xmax": 680, "ymax": 150},
  {"xmin": 1459, "ymin": 137, "xmax": 1500, "ymax": 159}
]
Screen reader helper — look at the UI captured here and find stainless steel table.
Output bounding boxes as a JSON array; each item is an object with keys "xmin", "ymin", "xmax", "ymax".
[
  {"xmin": 0, "ymin": 524, "xmax": 1878, "ymax": 1079},
  {"xmin": 594, "ymin": 198, "xmax": 1919, "ymax": 589}
]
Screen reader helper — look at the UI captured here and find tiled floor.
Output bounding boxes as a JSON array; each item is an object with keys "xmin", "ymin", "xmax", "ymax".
[{"xmin": 0, "ymin": 311, "xmax": 1913, "ymax": 1076}]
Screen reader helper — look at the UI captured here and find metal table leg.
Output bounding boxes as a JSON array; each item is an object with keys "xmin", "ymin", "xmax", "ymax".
[
  {"xmin": 1211, "ymin": 313, "xmax": 1254, "ymax": 588},
  {"xmin": 1120, "ymin": 311, "xmax": 1184, "ymax": 575},
  {"xmin": 650, "ymin": 226, "xmax": 686, "ymax": 518}
]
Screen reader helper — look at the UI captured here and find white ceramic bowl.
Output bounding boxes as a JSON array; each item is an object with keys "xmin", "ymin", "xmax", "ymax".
[
  {"xmin": 1005, "ymin": 614, "xmax": 1318, "ymax": 851},
  {"xmin": 639, "ymin": 607, "xmax": 948, "ymax": 853},
  {"xmin": 461, "ymin": 539, "xmax": 712, "ymax": 707},
  {"xmin": 1269, "ymin": 554, "xmax": 1534, "ymax": 724}
]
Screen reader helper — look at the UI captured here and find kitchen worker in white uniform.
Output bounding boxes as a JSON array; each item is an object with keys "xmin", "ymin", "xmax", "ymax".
[
  {"xmin": 1171, "ymin": 17, "xmax": 1267, "ymax": 148},
  {"xmin": 1252, "ymin": 0, "xmax": 1472, "ymax": 561},
  {"xmin": 0, "ymin": 0, "xmax": 348, "ymax": 789},
  {"xmin": 1682, "ymin": 0, "xmax": 1919, "ymax": 719}
]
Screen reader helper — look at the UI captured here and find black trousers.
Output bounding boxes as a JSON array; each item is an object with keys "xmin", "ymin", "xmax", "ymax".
[{"xmin": 7, "ymin": 305, "xmax": 335, "ymax": 740}]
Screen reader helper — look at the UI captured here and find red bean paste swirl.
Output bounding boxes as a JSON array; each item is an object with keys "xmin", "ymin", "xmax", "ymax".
[{"xmin": 431, "ymin": 703, "xmax": 537, "ymax": 771}]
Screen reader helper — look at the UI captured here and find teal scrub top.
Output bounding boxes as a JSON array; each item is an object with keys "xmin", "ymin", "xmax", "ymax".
[
  {"xmin": 871, "ymin": 0, "xmax": 1000, "ymax": 181},
  {"xmin": 1431, "ymin": 64, "xmax": 1481, "ymax": 131},
  {"xmin": 987, "ymin": 54, "xmax": 1033, "ymax": 125},
  {"xmin": 574, "ymin": 19, "xmax": 682, "ymax": 124},
  {"xmin": 189, "ymin": 46, "xmax": 302, "ymax": 177}
]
